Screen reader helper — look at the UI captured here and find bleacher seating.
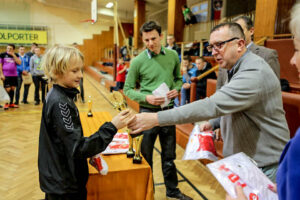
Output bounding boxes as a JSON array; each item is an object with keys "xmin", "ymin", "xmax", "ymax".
[{"xmin": 265, "ymin": 38, "xmax": 300, "ymax": 93}]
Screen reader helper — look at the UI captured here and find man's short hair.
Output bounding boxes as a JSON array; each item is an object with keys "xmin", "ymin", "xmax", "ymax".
[
  {"xmin": 41, "ymin": 45, "xmax": 84, "ymax": 82},
  {"xmin": 139, "ymin": 21, "xmax": 161, "ymax": 36},
  {"xmin": 8, "ymin": 44, "xmax": 15, "ymax": 49},
  {"xmin": 195, "ymin": 56, "xmax": 206, "ymax": 62},
  {"xmin": 210, "ymin": 22, "xmax": 245, "ymax": 40},
  {"xmin": 32, "ymin": 43, "xmax": 38, "ymax": 47},
  {"xmin": 19, "ymin": 45, "xmax": 25, "ymax": 48},
  {"xmin": 232, "ymin": 16, "xmax": 253, "ymax": 30}
]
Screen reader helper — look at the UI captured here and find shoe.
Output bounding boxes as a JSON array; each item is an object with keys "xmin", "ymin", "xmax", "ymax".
[
  {"xmin": 35, "ymin": 102, "xmax": 40, "ymax": 105},
  {"xmin": 0, "ymin": 105, "xmax": 2, "ymax": 108},
  {"xmin": 9, "ymin": 103, "xmax": 19, "ymax": 108},
  {"xmin": 22, "ymin": 101, "xmax": 29, "ymax": 104},
  {"xmin": 4, "ymin": 103, "xmax": 9, "ymax": 110},
  {"xmin": 167, "ymin": 192, "xmax": 193, "ymax": 200}
]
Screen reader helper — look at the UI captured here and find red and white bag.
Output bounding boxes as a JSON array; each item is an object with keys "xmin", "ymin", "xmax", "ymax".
[
  {"xmin": 182, "ymin": 125, "xmax": 218, "ymax": 161},
  {"xmin": 207, "ymin": 152, "xmax": 278, "ymax": 200},
  {"xmin": 89, "ymin": 153, "xmax": 108, "ymax": 175}
]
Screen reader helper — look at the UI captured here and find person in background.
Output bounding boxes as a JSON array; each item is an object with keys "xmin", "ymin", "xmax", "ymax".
[
  {"xmin": 0, "ymin": 44, "xmax": 21, "ymax": 109},
  {"xmin": 166, "ymin": 34, "xmax": 181, "ymax": 55},
  {"xmin": 193, "ymin": 57, "xmax": 216, "ymax": 100},
  {"xmin": 182, "ymin": 5, "xmax": 197, "ymax": 25},
  {"xmin": 124, "ymin": 21, "xmax": 192, "ymax": 200},
  {"xmin": 110, "ymin": 58, "xmax": 127, "ymax": 92},
  {"xmin": 38, "ymin": 45, "xmax": 132, "ymax": 200},
  {"xmin": 15, "ymin": 46, "xmax": 30, "ymax": 105},
  {"xmin": 25, "ymin": 42, "xmax": 38, "ymax": 59},
  {"xmin": 180, "ymin": 56, "xmax": 197, "ymax": 106},
  {"xmin": 30, "ymin": 46, "xmax": 45, "ymax": 105},
  {"xmin": 226, "ymin": 3, "xmax": 300, "ymax": 200}
]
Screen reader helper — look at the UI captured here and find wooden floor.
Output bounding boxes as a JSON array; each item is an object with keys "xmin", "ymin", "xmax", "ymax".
[{"xmin": 0, "ymin": 74, "xmax": 226, "ymax": 200}]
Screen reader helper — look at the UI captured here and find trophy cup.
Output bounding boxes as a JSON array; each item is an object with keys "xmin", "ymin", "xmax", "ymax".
[
  {"xmin": 87, "ymin": 96, "xmax": 93, "ymax": 117},
  {"xmin": 108, "ymin": 91, "xmax": 143, "ymax": 163}
]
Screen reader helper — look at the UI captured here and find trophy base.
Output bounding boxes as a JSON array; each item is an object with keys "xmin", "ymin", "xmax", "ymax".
[
  {"xmin": 133, "ymin": 156, "xmax": 142, "ymax": 164},
  {"xmin": 126, "ymin": 150, "xmax": 135, "ymax": 158},
  {"xmin": 87, "ymin": 112, "xmax": 93, "ymax": 117}
]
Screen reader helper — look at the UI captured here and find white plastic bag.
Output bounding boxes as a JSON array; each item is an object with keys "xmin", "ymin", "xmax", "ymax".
[
  {"xmin": 89, "ymin": 153, "xmax": 109, "ymax": 175},
  {"xmin": 0, "ymin": 85, "xmax": 9, "ymax": 103},
  {"xmin": 207, "ymin": 152, "xmax": 278, "ymax": 200},
  {"xmin": 182, "ymin": 125, "xmax": 218, "ymax": 161}
]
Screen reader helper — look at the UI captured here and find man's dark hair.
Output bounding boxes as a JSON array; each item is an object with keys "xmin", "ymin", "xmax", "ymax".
[
  {"xmin": 139, "ymin": 21, "xmax": 161, "ymax": 36},
  {"xmin": 210, "ymin": 22, "xmax": 245, "ymax": 40},
  {"xmin": 232, "ymin": 16, "xmax": 253, "ymax": 30},
  {"xmin": 32, "ymin": 42, "xmax": 38, "ymax": 47},
  {"xmin": 8, "ymin": 44, "xmax": 15, "ymax": 49},
  {"xmin": 19, "ymin": 45, "xmax": 25, "ymax": 48}
]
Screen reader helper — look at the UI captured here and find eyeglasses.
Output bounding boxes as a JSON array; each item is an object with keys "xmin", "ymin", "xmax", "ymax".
[{"xmin": 207, "ymin": 37, "xmax": 239, "ymax": 52}]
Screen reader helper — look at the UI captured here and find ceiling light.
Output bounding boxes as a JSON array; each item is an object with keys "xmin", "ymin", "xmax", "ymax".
[{"xmin": 106, "ymin": 2, "xmax": 113, "ymax": 8}]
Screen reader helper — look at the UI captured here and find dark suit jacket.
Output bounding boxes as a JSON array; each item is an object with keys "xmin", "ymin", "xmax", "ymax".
[{"xmin": 217, "ymin": 43, "xmax": 280, "ymax": 90}]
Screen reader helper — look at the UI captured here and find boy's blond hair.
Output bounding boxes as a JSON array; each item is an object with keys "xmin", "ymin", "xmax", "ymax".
[
  {"xmin": 290, "ymin": 3, "xmax": 300, "ymax": 40},
  {"xmin": 41, "ymin": 45, "xmax": 84, "ymax": 82}
]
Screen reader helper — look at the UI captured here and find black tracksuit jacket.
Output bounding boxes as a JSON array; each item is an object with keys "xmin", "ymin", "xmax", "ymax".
[{"xmin": 38, "ymin": 84, "xmax": 117, "ymax": 195}]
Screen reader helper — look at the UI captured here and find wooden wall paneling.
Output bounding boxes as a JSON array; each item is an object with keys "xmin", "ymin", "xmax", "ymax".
[
  {"xmin": 168, "ymin": 0, "xmax": 186, "ymax": 42},
  {"xmin": 134, "ymin": 0, "xmax": 145, "ymax": 49},
  {"xmin": 254, "ymin": 0, "xmax": 279, "ymax": 41}
]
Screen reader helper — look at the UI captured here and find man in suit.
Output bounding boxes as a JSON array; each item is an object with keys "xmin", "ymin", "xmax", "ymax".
[
  {"xmin": 217, "ymin": 16, "xmax": 280, "ymax": 89},
  {"xmin": 128, "ymin": 22, "xmax": 290, "ymax": 183}
]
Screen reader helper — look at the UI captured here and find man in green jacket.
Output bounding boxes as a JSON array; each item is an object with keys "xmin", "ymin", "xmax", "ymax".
[{"xmin": 124, "ymin": 21, "xmax": 192, "ymax": 200}]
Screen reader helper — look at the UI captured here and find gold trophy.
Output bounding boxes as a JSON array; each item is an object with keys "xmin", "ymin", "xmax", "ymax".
[
  {"xmin": 87, "ymin": 96, "xmax": 93, "ymax": 117},
  {"xmin": 108, "ymin": 91, "xmax": 144, "ymax": 163}
]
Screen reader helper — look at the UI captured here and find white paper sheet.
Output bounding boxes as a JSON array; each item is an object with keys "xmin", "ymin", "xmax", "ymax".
[{"xmin": 152, "ymin": 82, "xmax": 170, "ymax": 108}]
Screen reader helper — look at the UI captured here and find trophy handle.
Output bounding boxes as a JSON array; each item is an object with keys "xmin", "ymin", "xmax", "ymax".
[
  {"xmin": 133, "ymin": 135, "xmax": 144, "ymax": 164},
  {"xmin": 126, "ymin": 129, "xmax": 135, "ymax": 158}
]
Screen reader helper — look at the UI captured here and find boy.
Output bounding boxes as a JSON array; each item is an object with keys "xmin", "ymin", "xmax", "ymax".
[
  {"xmin": 110, "ymin": 58, "xmax": 127, "ymax": 92},
  {"xmin": 30, "ymin": 46, "xmax": 46, "ymax": 105},
  {"xmin": 38, "ymin": 45, "xmax": 132, "ymax": 200},
  {"xmin": 0, "ymin": 44, "xmax": 21, "ymax": 109}
]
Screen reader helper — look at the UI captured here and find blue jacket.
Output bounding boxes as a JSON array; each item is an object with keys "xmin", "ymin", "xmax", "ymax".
[
  {"xmin": 182, "ymin": 64, "xmax": 197, "ymax": 83},
  {"xmin": 277, "ymin": 128, "xmax": 300, "ymax": 200},
  {"xmin": 17, "ymin": 54, "xmax": 30, "ymax": 77}
]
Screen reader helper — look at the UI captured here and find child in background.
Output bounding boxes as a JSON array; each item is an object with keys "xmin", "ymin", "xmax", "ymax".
[
  {"xmin": 38, "ymin": 45, "xmax": 132, "ymax": 200},
  {"xmin": 110, "ymin": 58, "xmax": 127, "ymax": 92}
]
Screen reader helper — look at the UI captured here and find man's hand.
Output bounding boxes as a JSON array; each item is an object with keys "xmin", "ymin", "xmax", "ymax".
[
  {"xmin": 146, "ymin": 95, "xmax": 165, "ymax": 106},
  {"xmin": 166, "ymin": 89, "xmax": 178, "ymax": 99},
  {"xmin": 127, "ymin": 113, "xmax": 159, "ymax": 134},
  {"xmin": 22, "ymin": 71, "xmax": 28, "ymax": 75},
  {"xmin": 225, "ymin": 185, "xmax": 247, "ymax": 200},
  {"xmin": 200, "ymin": 121, "xmax": 213, "ymax": 132},
  {"xmin": 182, "ymin": 83, "xmax": 191, "ymax": 89},
  {"xmin": 111, "ymin": 109, "xmax": 133, "ymax": 130}
]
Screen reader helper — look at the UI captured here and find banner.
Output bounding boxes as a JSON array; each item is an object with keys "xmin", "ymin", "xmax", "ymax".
[{"xmin": 0, "ymin": 29, "xmax": 48, "ymax": 45}]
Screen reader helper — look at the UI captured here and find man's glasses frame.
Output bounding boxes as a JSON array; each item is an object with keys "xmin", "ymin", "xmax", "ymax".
[{"xmin": 207, "ymin": 37, "xmax": 240, "ymax": 52}]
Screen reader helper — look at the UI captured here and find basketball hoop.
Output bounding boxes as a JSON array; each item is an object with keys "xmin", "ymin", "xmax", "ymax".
[{"xmin": 80, "ymin": 19, "xmax": 95, "ymax": 24}]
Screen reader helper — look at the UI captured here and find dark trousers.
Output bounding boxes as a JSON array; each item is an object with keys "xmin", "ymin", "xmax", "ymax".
[
  {"xmin": 45, "ymin": 190, "xmax": 87, "ymax": 200},
  {"xmin": 110, "ymin": 81, "xmax": 124, "ymax": 92},
  {"xmin": 15, "ymin": 76, "xmax": 22, "ymax": 104},
  {"xmin": 139, "ymin": 106, "xmax": 180, "ymax": 196},
  {"xmin": 22, "ymin": 84, "xmax": 30, "ymax": 102},
  {"xmin": 33, "ymin": 75, "xmax": 46, "ymax": 103}
]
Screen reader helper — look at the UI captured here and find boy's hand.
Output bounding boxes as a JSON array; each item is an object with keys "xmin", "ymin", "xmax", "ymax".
[
  {"xmin": 146, "ymin": 95, "xmax": 165, "ymax": 106},
  {"xmin": 166, "ymin": 89, "xmax": 178, "ymax": 99},
  {"xmin": 111, "ymin": 109, "xmax": 133, "ymax": 130}
]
